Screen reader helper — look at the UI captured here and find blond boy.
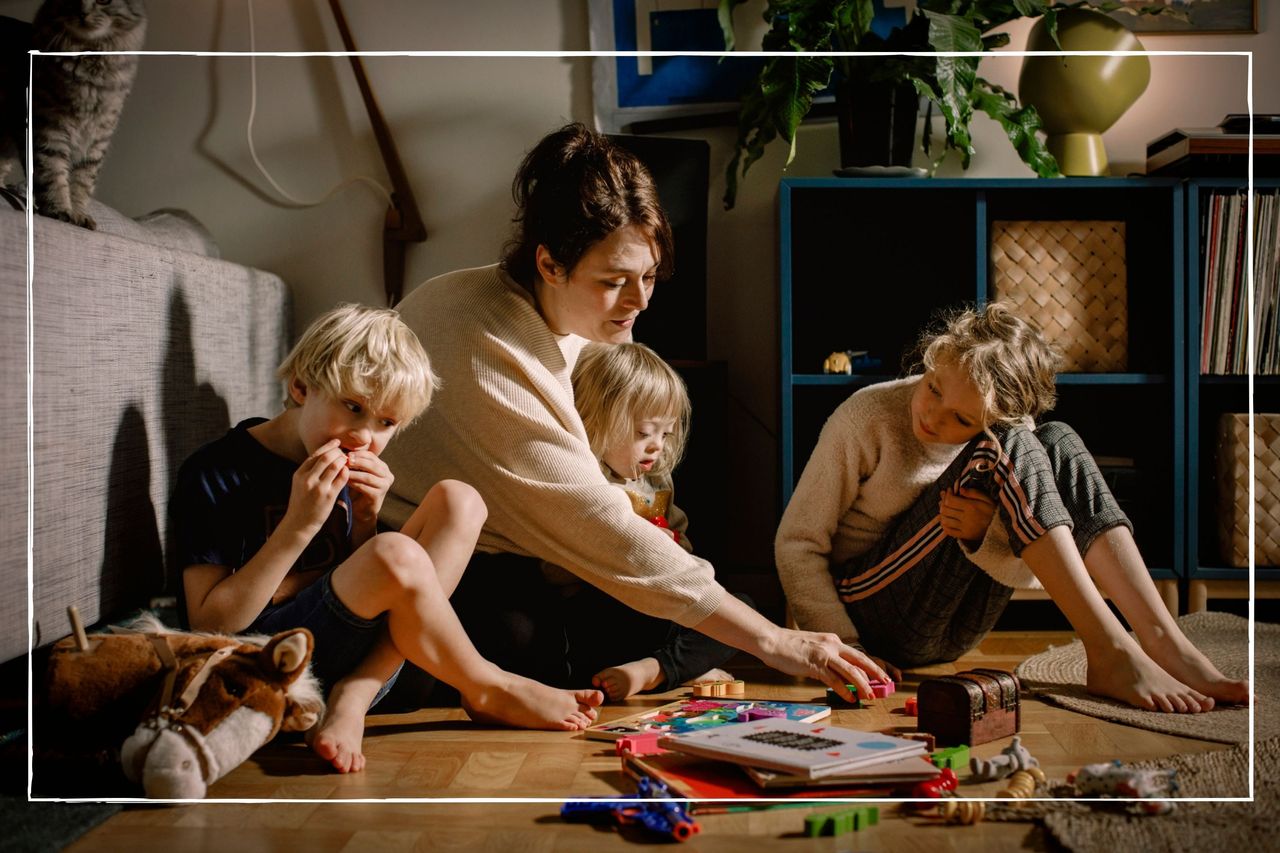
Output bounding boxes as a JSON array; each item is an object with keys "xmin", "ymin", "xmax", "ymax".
[{"xmin": 172, "ymin": 304, "xmax": 601, "ymax": 772}]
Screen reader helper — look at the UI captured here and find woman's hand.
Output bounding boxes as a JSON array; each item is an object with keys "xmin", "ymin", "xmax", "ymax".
[
  {"xmin": 283, "ymin": 439, "xmax": 349, "ymax": 535},
  {"xmin": 939, "ymin": 487, "xmax": 996, "ymax": 546},
  {"xmin": 759, "ymin": 628, "xmax": 893, "ymax": 702}
]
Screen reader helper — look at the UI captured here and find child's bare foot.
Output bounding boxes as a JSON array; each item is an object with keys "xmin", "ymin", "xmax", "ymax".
[
  {"xmin": 462, "ymin": 673, "xmax": 603, "ymax": 731},
  {"xmin": 1084, "ymin": 639, "xmax": 1214, "ymax": 713},
  {"xmin": 1140, "ymin": 633, "xmax": 1251, "ymax": 706},
  {"xmin": 593, "ymin": 657, "xmax": 664, "ymax": 701},
  {"xmin": 307, "ymin": 702, "xmax": 368, "ymax": 773},
  {"xmin": 688, "ymin": 668, "xmax": 735, "ymax": 687}
]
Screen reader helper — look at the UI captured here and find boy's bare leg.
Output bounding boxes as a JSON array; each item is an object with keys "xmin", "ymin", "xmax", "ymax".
[
  {"xmin": 399, "ymin": 479, "xmax": 484, "ymax": 596},
  {"xmin": 309, "ymin": 630, "xmax": 403, "ymax": 773},
  {"xmin": 1021, "ymin": 526, "xmax": 1212, "ymax": 713},
  {"xmin": 1084, "ymin": 527, "xmax": 1249, "ymax": 704},
  {"xmin": 332, "ymin": 534, "xmax": 602, "ymax": 731}
]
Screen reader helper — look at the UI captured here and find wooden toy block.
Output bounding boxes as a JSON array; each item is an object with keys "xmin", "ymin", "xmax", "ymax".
[
  {"xmin": 690, "ymin": 679, "xmax": 744, "ymax": 698},
  {"xmin": 904, "ymin": 696, "xmax": 918, "ymax": 716},
  {"xmin": 930, "ymin": 745, "xmax": 970, "ymax": 770},
  {"xmin": 868, "ymin": 678, "xmax": 894, "ymax": 698},
  {"xmin": 825, "ymin": 686, "xmax": 862, "ymax": 708},
  {"xmin": 614, "ymin": 733, "xmax": 668, "ymax": 757},
  {"xmin": 897, "ymin": 730, "xmax": 935, "ymax": 751},
  {"xmin": 804, "ymin": 807, "xmax": 879, "ymax": 836}
]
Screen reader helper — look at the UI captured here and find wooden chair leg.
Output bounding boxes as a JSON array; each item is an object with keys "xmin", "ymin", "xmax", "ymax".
[
  {"xmin": 1188, "ymin": 580, "xmax": 1208, "ymax": 614},
  {"xmin": 1154, "ymin": 579, "xmax": 1179, "ymax": 617}
]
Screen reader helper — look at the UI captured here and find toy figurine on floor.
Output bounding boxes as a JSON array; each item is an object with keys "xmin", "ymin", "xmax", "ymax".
[
  {"xmin": 1069, "ymin": 760, "xmax": 1178, "ymax": 814},
  {"xmin": 561, "ymin": 776, "xmax": 701, "ymax": 842},
  {"xmin": 970, "ymin": 735, "xmax": 1039, "ymax": 782}
]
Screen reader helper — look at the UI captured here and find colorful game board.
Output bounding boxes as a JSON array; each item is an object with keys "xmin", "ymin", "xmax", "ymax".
[{"xmin": 585, "ymin": 697, "xmax": 830, "ymax": 742}]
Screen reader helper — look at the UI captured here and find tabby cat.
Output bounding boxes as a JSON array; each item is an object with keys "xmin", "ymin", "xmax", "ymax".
[{"xmin": 26, "ymin": 0, "xmax": 147, "ymax": 229}]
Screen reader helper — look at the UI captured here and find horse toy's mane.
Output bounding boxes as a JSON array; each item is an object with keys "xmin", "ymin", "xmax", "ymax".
[{"xmin": 39, "ymin": 613, "xmax": 324, "ymax": 798}]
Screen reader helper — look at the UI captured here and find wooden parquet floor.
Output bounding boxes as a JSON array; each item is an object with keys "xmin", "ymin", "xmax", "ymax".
[{"xmin": 68, "ymin": 631, "xmax": 1229, "ymax": 852}]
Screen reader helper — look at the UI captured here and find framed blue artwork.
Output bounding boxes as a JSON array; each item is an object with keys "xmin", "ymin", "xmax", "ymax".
[{"xmin": 589, "ymin": 0, "xmax": 915, "ymax": 133}]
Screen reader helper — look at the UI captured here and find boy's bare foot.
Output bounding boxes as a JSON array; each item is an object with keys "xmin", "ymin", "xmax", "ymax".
[
  {"xmin": 1084, "ymin": 639, "xmax": 1214, "ymax": 713},
  {"xmin": 307, "ymin": 702, "xmax": 368, "ymax": 773},
  {"xmin": 1140, "ymin": 633, "xmax": 1251, "ymax": 706},
  {"xmin": 593, "ymin": 658, "xmax": 664, "ymax": 701},
  {"xmin": 688, "ymin": 668, "xmax": 735, "ymax": 686},
  {"xmin": 463, "ymin": 674, "xmax": 603, "ymax": 731}
]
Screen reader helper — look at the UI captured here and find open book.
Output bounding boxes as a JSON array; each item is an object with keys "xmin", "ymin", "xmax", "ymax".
[{"xmin": 658, "ymin": 718, "xmax": 928, "ymax": 779}]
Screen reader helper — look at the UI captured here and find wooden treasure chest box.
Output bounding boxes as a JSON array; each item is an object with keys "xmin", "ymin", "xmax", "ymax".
[{"xmin": 916, "ymin": 669, "xmax": 1020, "ymax": 747}]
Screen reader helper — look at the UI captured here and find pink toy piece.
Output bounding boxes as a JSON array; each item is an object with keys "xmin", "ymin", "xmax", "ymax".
[
  {"xmin": 615, "ymin": 733, "xmax": 669, "ymax": 757},
  {"xmin": 904, "ymin": 697, "xmax": 918, "ymax": 716},
  {"xmin": 868, "ymin": 678, "xmax": 895, "ymax": 699},
  {"xmin": 737, "ymin": 708, "xmax": 786, "ymax": 721}
]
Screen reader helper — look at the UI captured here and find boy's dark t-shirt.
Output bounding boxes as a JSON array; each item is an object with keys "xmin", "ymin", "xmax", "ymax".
[{"xmin": 171, "ymin": 418, "xmax": 353, "ymax": 624}]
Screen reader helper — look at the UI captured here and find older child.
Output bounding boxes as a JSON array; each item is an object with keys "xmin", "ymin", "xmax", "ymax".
[
  {"xmin": 172, "ymin": 304, "xmax": 602, "ymax": 774},
  {"xmin": 562, "ymin": 342, "xmax": 740, "ymax": 700},
  {"xmin": 776, "ymin": 302, "xmax": 1248, "ymax": 713}
]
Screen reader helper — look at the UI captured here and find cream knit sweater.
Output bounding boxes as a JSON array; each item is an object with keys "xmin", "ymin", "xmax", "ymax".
[
  {"xmin": 381, "ymin": 265, "xmax": 723, "ymax": 627},
  {"xmin": 775, "ymin": 377, "xmax": 1039, "ymax": 644}
]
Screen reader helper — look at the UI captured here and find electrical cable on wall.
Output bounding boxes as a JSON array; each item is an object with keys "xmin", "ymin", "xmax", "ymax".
[{"xmin": 244, "ymin": 0, "xmax": 392, "ymax": 209}]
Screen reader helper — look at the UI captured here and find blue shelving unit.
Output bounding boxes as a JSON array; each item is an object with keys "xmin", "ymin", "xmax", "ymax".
[
  {"xmin": 779, "ymin": 177, "xmax": 1185, "ymax": 582},
  {"xmin": 1184, "ymin": 178, "xmax": 1280, "ymax": 606}
]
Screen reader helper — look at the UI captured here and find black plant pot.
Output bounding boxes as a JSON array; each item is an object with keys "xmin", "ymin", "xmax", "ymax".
[{"xmin": 835, "ymin": 77, "xmax": 920, "ymax": 169}]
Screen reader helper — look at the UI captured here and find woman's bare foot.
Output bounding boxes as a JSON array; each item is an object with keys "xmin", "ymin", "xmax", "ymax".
[
  {"xmin": 462, "ymin": 673, "xmax": 603, "ymax": 730},
  {"xmin": 1140, "ymin": 632, "xmax": 1251, "ymax": 706},
  {"xmin": 592, "ymin": 658, "xmax": 664, "ymax": 701},
  {"xmin": 688, "ymin": 668, "xmax": 735, "ymax": 687},
  {"xmin": 307, "ymin": 699, "xmax": 368, "ymax": 773},
  {"xmin": 1084, "ymin": 639, "xmax": 1214, "ymax": 713}
]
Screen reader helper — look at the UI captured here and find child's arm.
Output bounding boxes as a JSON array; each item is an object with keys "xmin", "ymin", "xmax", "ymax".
[
  {"xmin": 345, "ymin": 448, "xmax": 394, "ymax": 546},
  {"xmin": 186, "ymin": 440, "xmax": 350, "ymax": 632}
]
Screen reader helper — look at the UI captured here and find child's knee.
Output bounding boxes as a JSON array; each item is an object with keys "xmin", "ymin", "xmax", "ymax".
[
  {"xmin": 364, "ymin": 531, "xmax": 431, "ymax": 590},
  {"xmin": 427, "ymin": 479, "xmax": 488, "ymax": 527}
]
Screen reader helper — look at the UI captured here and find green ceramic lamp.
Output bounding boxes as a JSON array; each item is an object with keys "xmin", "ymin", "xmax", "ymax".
[{"xmin": 1019, "ymin": 9, "xmax": 1151, "ymax": 176}]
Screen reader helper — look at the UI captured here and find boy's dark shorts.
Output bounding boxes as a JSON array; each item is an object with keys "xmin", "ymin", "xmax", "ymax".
[{"xmin": 249, "ymin": 570, "xmax": 401, "ymax": 709}]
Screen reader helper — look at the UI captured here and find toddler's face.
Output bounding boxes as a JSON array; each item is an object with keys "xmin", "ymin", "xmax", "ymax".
[
  {"xmin": 603, "ymin": 414, "xmax": 677, "ymax": 480},
  {"xmin": 910, "ymin": 359, "xmax": 985, "ymax": 446},
  {"xmin": 293, "ymin": 382, "xmax": 403, "ymax": 457}
]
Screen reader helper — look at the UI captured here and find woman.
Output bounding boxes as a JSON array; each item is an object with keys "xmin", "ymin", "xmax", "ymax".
[{"xmin": 380, "ymin": 123, "xmax": 890, "ymax": 700}]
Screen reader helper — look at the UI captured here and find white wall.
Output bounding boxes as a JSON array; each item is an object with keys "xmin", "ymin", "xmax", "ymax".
[{"xmin": 9, "ymin": 0, "xmax": 1278, "ymax": 569}]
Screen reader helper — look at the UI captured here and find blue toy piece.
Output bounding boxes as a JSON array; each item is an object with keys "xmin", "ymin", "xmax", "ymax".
[{"xmin": 560, "ymin": 776, "xmax": 701, "ymax": 842}]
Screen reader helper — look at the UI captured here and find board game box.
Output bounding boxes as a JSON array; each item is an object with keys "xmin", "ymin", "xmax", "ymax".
[{"xmin": 584, "ymin": 697, "xmax": 830, "ymax": 742}]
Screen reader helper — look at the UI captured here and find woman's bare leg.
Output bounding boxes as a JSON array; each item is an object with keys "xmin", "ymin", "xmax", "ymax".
[
  {"xmin": 1021, "ymin": 527, "xmax": 1212, "ymax": 713},
  {"xmin": 1084, "ymin": 527, "xmax": 1249, "ymax": 704}
]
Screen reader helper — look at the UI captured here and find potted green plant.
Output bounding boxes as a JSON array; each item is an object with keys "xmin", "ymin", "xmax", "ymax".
[{"xmin": 718, "ymin": 0, "xmax": 1169, "ymax": 208}]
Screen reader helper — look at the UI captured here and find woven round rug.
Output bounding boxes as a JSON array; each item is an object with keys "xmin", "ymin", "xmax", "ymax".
[
  {"xmin": 987, "ymin": 736, "xmax": 1280, "ymax": 853},
  {"xmin": 1014, "ymin": 611, "xmax": 1274, "ymax": 744}
]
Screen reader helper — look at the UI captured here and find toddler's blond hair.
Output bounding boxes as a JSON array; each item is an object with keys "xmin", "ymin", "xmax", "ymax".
[
  {"xmin": 277, "ymin": 303, "xmax": 437, "ymax": 425},
  {"xmin": 913, "ymin": 302, "xmax": 1061, "ymax": 431},
  {"xmin": 572, "ymin": 342, "xmax": 690, "ymax": 478}
]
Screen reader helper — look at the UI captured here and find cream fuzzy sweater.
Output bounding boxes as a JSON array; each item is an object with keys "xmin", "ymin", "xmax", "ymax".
[
  {"xmin": 774, "ymin": 377, "xmax": 1039, "ymax": 643},
  {"xmin": 381, "ymin": 265, "xmax": 723, "ymax": 626}
]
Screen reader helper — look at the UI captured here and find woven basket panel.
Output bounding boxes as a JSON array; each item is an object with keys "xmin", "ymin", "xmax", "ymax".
[
  {"xmin": 1216, "ymin": 413, "xmax": 1280, "ymax": 567},
  {"xmin": 992, "ymin": 220, "xmax": 1128, "ymax": 372}
]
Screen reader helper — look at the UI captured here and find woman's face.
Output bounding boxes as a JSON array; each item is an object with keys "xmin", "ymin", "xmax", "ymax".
[{"xmin": 535, "ymin": 224, "xmax": 659, "ymax": 343}]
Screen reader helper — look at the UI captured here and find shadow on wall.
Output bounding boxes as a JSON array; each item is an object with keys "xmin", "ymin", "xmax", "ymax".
[
  {"xmin": 161, "ymin": 288, "xmax": 230, "ymax": 612},
  {"xmin": 99, "ymin": 406, "xmax": 163, "ymax": 619}
]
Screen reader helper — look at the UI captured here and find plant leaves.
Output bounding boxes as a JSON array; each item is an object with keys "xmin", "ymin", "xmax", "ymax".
[{"xmin": 971, "ymin": 79, "xmax": 1061, "ymax": 177}]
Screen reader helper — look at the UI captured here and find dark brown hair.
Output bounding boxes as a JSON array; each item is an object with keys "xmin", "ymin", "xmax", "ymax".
[{"xmin": 500, "ymin": 123, "xmax": 674, "ymax": 289}]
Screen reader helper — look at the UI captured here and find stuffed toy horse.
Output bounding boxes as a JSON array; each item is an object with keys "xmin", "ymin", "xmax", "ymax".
[{"xmin": 39, "ymin": 614, "xmax": 324, "ymax": 798}]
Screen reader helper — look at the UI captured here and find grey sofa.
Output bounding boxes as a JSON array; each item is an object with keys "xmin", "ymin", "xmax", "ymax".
[{"xmin": 1, "ymin": 200, "xmax": 291, "ymax": 662}]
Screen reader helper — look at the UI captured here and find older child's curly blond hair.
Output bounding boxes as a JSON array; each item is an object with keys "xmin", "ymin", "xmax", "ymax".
[
  {"xmin": 572, "ymin": 342, "xmax": 691, "ymax": 478},
  {"xmin": 277, "ymin": 303, "xmax": 438, "ymax": 426},
  {"xmin": 912, "ymin": 302, "xmax": 1062, "ymax": 431}
]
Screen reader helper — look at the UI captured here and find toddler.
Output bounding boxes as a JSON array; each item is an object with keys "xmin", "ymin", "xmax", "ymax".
[{"xmin": 564, "ymin": 341, "xmax": 740, "ymax": 700}]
